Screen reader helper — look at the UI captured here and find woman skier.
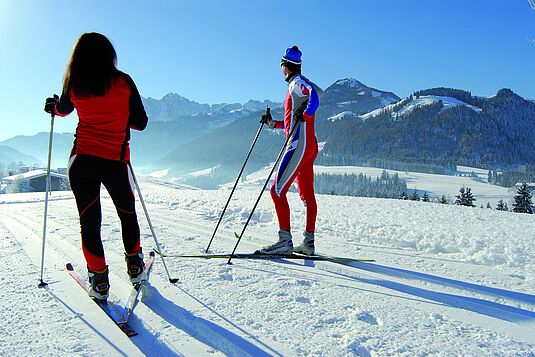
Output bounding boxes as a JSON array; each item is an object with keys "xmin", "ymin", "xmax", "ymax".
[{"xmin": 44, "ymin": 32, "xmax": 148, "ymax": 300}]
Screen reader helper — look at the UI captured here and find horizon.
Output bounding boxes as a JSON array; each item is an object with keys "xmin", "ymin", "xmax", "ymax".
[{"xmin": 1, "ymin": 0, "xmax": 534, "ymax": 141}]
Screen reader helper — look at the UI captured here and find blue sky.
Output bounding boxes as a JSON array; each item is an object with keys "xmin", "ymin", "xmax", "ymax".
[{"xmin": 0, "ymin": 0, "xmax": 533, "ymax": 140}]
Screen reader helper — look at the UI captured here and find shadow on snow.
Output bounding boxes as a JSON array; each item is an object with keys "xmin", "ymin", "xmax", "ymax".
[
  {"xmin": 142, "ymin": 284, "xmax": 278, "ymax": 357},
  {"xmin": 325, "ymin": 260, "xmax": 535, "ymax": 325}
]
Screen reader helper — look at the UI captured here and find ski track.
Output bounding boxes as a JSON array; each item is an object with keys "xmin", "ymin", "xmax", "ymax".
[
  {"xmin": 1, "ymin": 180, "xmax": 535, "ymax": 356},
  {"xmin": 0, "ymin": 206, "xmax": 263, "ymax": 356}
]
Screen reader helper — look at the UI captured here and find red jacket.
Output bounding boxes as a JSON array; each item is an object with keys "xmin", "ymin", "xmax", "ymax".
[{"xmin": 54, "ymin": 71, "xmax": 148, "ymax": 161}]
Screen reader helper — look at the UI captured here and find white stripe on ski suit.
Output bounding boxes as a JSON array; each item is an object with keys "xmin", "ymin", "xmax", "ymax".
[
  {"xmin": 67, "ymin": 154, "xmax": 77, "ymax": 186},
  {"xmin": 275, "ymin": 76, "xmax": 311, "ymax": 196}
]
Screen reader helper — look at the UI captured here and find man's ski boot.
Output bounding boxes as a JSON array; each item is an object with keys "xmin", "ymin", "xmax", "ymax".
[
  {"xmin": 255, "ymin": 230, "xmax": 294, "ymax": 255},
  {"xmin": 88, "ymin": 266, "xmax": 110, "ymax": 301},
  {"xmin": 125, "ymin": 249, "xmax": 147, "ymax": 284},
  {"xmin": 294, "ymin": 231, "xmax": 315, "ymax": 256}
]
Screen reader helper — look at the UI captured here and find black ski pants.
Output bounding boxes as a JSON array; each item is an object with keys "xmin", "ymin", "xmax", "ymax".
[{"xmin": 68, "ymin": 154, "xmax": 141, "ymax": 271}]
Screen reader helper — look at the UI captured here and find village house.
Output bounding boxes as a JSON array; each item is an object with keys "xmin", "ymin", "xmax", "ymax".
[{"xmin": 1, "ymin": 169, "xmax": 69, "ymax": 193}]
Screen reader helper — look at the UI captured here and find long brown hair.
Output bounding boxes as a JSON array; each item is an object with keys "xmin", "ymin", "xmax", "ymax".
[{"xmin": 62, "ymin": 32, "xmax": 118, "ymax": 97}]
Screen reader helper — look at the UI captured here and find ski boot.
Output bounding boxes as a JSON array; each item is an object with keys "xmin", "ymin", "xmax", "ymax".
[
  {"xmin": 125, "ymin": 249, "xmax": 147, "ymax": 284},
  {"xmin": 294, "ymin": 231, "xmax": 315, "ymax": 256},
  {"xmin": 88, "ymin": 266, "xmax": 110, "ymax": 301},
  {"xmin": 255, "ymin": 230, "xmax": 294, "ymax": 255}
]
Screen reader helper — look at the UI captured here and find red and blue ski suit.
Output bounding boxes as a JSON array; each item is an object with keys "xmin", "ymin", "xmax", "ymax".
[{"xmin": 270, "ymin": 73, "xmax": 319, "ymax": 233}]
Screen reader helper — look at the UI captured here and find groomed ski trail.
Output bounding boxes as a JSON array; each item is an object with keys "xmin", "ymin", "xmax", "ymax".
[{"xmin": 1, "ymin": 179, "xmax": 534, "ymax": 355}]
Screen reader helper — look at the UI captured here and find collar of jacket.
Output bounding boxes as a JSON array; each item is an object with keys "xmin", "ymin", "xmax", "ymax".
[{"xmin": 285, "ymin": 71, "xmax": 301, "ymax": 83}]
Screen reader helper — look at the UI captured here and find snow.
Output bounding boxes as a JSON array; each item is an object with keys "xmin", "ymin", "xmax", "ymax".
[
  {"xmin": 361, "ymin": 95, "xmax": 483, "ymax": 121},
  {"xmin": 313, "ymin": 165, "xmax": 513, "ymax": 206},
  {"xmin": 185, "ymin": 165, "xmax": 220, "ymax": 177},
  {"xmin": 1, "ymin": 169, "xmax": 67, "ymax": 182},
  {"xmin": 400, "ymin": 96, "xmax": 482, "ymax": 115},
  {"xmin": 147, "ymin": 169, "xmax": 170, "ymax": 179},
  {"xmin": 333, "ymin": 78, "xmax": 365, "ymax": 89},
  {"xmin": 327, "ymin": 111, "xmax": 356, "ymax": 122},
  {"xmin": 456, "ymin": 165, "xmax": 489, "ymax": 176},
  {"xmin": 1, "ymin": 176, "xmax": 534, "ymax": 355},
  {"xmin": 317, "ymin": 141, "xmax": 326, "ymax": 152}
]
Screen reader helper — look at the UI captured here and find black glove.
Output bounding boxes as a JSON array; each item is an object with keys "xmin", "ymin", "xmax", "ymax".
[
  {"xmin": 44, "ymin": 94, "xmax": 59, "ymax": 115},
  {"xmin": 260, "ymin": 107, "xmax": 276, "ymax": 128},
  {"xmin": 260, "ymin": 109, "xmax": 272, "ymax": 124}
]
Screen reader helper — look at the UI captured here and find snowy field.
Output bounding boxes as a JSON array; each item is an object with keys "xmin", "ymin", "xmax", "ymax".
[
  {"xmin": 312, "ymin": 165, "xmax": 514, "ymax": 207},
  {"xmin": 1, "ymin": 176, "xmax": 535, "ymax": 356}
]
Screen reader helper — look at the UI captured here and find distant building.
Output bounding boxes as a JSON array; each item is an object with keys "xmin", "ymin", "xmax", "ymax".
[
  {"xmin": 1, "ymin": 170, "xmax": 69, "ymax": 193},
  {"xmin": 18, "ymin": 166, "xmax": 34, "ymax": 174}
]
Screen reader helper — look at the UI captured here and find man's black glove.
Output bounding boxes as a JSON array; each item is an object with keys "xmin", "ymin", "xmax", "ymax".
[
  {"xmin": 260, "ymin": 113, "xmax": 272, "ymax": 124},
  {"xmin": 44, "ymin": 94, "xmax": 59, "ymax": 115},
  {"xmin": 260, "ymin": 107, "xmax": 276, "ymax": 128}
]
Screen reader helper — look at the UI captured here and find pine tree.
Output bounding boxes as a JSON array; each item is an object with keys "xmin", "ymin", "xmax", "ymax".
[
  {"xmin": 410, "ymin": 190, "xmax": 420, "ymax": 201},
  {"xmin": 455, "ymin": 186, "xmax": 476, "ymax": 207},
  {"xmin": 440, "ymin": 195, "xmax": 448, "ymax": 204},
  {"xmin": 487, "ymin": 170, "xmax": 492, "ymax": 183},
  {"xmin": 422, "ymin": 192, "xmax": 430, "ymax": 202},
  {"xmin": 400, "ymin": 191, "xmax": 408, "ymax": 200},
  {"xmin": 512, "ymin": 182, "xmax": 534, "ymax": 214},
  {"xmin": 496, "ymin": 199, "xmax": 507, "ymax": 211},
  {"xmin": 486, "ymin": 202, "xmax": 492, "ymax": 209}
]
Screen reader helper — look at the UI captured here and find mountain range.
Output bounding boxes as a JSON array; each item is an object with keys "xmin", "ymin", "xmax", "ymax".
[{"xmin": 1, "ymin": 78, "xmax": 534, "ymax": 186}]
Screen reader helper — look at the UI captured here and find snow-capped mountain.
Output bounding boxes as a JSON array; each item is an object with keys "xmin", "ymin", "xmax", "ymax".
[
  {"xmin": 155, "ymin": 78, "xmax": 401, "ymax": 177},
  {"xmin": 320, "ymin": 78, "xmax": 400, "ymax": 116},
  {"xmin": 155, "ymin": 85, "xmax": 535, "ymax": 185},
  {"xmin": 317, "ymin": 87, "xmax": 535, "ymax": 168},
  {"xmin": 360, "ymin": 95, "xmax": 483, "ymax": 121},
  {"xmin": 4, "ymin": 81, "xmax": 534, "ymax": 179},
  {"xmin": 142, "ymin": 93, "xmax": 280, "ymax": 122}
]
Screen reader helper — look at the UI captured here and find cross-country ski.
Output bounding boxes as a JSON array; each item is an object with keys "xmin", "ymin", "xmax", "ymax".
[{"xmin": 66, "ymin": 262, "xmax": 138, "ymax": 337}]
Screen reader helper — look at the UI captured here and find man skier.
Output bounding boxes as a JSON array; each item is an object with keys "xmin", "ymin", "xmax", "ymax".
[{"xmin": 257, "ymin": 45, "xmax": 320, "ymax": 256}]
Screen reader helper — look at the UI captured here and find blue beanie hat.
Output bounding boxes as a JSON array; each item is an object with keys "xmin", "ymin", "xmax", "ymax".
[{"xmin": 281, "ymin": 45, "xmax": 302, "ymax": 66}]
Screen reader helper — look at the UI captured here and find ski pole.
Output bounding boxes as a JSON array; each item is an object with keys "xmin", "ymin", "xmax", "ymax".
[
  {"xmin": 38, "ymin": 112, "xmax": 55, "ymax": 287},
  {"xmin": 227, "ymin": 120, "xmax": 300, "ymax": 265},
  {"xmin": 128, "ymin": 163, "xmax": 179, "ymax": 284},
  {"xmin": 204, "ymin": 108, "xmax": 270, "ymax": 253}
]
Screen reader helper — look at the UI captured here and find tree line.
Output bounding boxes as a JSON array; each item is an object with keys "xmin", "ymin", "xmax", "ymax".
[
  {"xmin": 399, "ymin": 183, "xmax": 534, "ymax": 214},
  {"xmin": 314, "ymin": 170, "xmax": 407, "ymax": 198}
]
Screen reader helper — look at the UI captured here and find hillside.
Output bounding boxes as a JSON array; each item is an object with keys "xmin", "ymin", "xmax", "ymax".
[
  {"xmin": 0, "ymin": 133, "xmax": 74, "ymax": 169},
  {"xmin": 0, "ymin": 145, "xmax": 42, "ymax": 168},
  {"xmin": 1, "ymin": 179, "xmax": 534, "ymax": 355},
  {"xmin": 3, "ymin": 83, "xmax": 535, "ymax": 178},
  {"xmin": 318, "ymin": 88, "xmax": 535, "ymax": 168},
  {"xmin": 157, "ymin": 78, "xmax": 400, "ymax": 176}
]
